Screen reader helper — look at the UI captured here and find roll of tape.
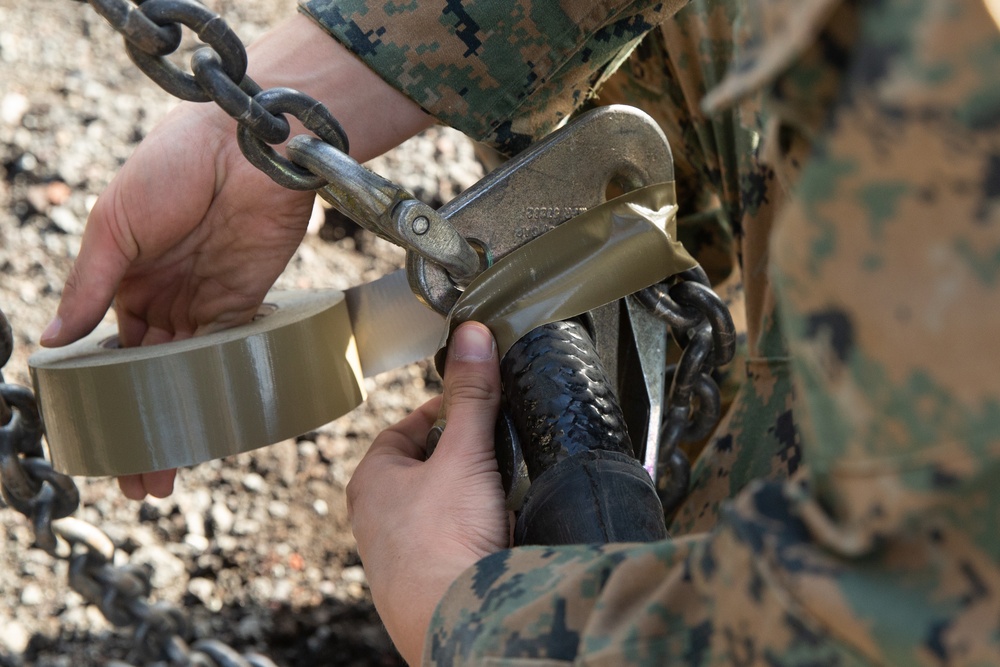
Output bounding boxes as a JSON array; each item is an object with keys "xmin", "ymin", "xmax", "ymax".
[{"xmin": 29, "ymin": 290, "xmax": 365, "ymax": 477}]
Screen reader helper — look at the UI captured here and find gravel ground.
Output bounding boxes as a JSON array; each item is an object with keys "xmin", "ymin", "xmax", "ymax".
[{"xmin": 0, "ymin": 1, "xmax": 483, "ymax": 664}]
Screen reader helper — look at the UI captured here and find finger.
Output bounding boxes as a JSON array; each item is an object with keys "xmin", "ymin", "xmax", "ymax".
[
  {"xmin": 142, "ymin": 469, "xmax": 177, "ymax": 498},
  {"xmin": 139, "ymin": 325, "xmax": 178, "ymax": 347},
  {"xmin": 41, "ymin": 189, "xmax": 136, "ymax": 347},
  {"xmin": 366, "ymin": 396, "xmax": 442, "ymax": 462},
  {"xmin": 436, "ymin": 322, "xmax": 500, "ymax": 460},
  {"xmin": 116, "ymin": 468, "xmax": 177, "ymax": 500},
  {"xmin": 115, "ymin": 306, "xmax": 150, "ymax": 350},
  {"xmin": 118, "ymin": 474, "xmax": 146, "ymax": 500}
]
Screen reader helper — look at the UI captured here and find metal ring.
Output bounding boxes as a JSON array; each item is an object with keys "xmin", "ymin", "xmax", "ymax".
[
  {"xmin": 97, "ymin": 564, "xmax": 152, "ymax": 627},
  {"xmin": 53, "ymin": 516, "xmax": 117, "ymax": 562},
  {"xmin": 192, "ymin": 49, "xmax": 289, "ymax": 145},
  {"xmin": 668, "ymin": 324, "xmax": 713, "ymax": 405},
  {"xmin": 1, "ymin": 383, "xmax": 44, "ymax": 455},
  {"xmin": 636, "ymin": 282, "xmax": 702, "ymax": 331},
  {"xmin": 124, "ymin": 0, "xmax": 247, "ymax": 102},
  {"xmin": 68, "ymin": 552, "xmax": 107, "ymax": 605},
  {"xmin": 656, "ymin": 448, "xmax": 690, "ymax": 517},
  {"xmin": 0, "ymin": 310, "xmax": 12, "ymax": 369},
  {"xmin": 19, "ymin": 458, "xmax": 81, "ymax": 520},
  {"xmin": 134, "ymin": 602, "xmax": 187, "ymax": 662},
  {"xmin": 192, "ymin": 639, "xmax": 256, "ymax": 667},
  {"xmin": 425, "ymin": 418, "xmax": 447, "ymax": 457},
  {"xmin": 87, "ymin": 0, "xmax": 182, "ymax": 56},
  {"xmin": 662, "ymin": 370, "xmax": 721, "ymax": 443},
  {"xmin": 237, "ymin": 88, "xmax": 350, "ymax": 190},
  {"xmin": 0, "ymin": 417, "xmax": 46, "ymax": 513},
  {"xmin": 669, "ymin": 281, "xmax": 736, "ymax": 367},
  {"xmin": 674, "ymin": 265, "xmax": 711, "ymax": 288}
]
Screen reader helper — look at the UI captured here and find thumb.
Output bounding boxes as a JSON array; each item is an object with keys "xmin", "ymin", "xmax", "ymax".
[
  {"xmin": 436, "ymin": 322, "xmax": 501, "ymax": 459},
  {"xmin": 40, "ymin": 192, "xmax": 134, "ymax": 347}
]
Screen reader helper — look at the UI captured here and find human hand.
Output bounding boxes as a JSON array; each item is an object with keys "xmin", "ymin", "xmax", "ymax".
[
  {"xmin": 348, "ymin": 322, "xmax": 508, "ymax": 665},
  {"xmin": 37, "ymin": 14, "xmax": 432, "ymax": 499},
  {"xmin": 60, "ymin": 102, "xmax": 314, "ymax": 499}
]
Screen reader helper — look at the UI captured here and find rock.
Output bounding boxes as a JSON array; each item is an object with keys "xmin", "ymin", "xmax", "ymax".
[
  {"xmin": 232, "ymin": 518, "xmax": 261, "ymax": 536},
  {"xmin": 242, "ymin": 472, "xmax": 266, "ymax": 493},
  {"xmin": 19, "ymin": 583, "xmax": 44, "ymax": 606},
  {"xmin": 45, "ymin": 181, "xmax": 71, "ymax": 205},
  {"xmin": 184, "ymin": 533, "xmax": 210, "ymax": 553},
  {"xmin": 209, "ymin": 502, "xmax": 235, "ymax": 535},
  {"xmin": 267, "ymin": 501, "xmax": 289, "ymax": 519},
  {"xmin": 236, "ymin": 614, "xmax": 264, "ymax": 639},
  {"xmin": 1, "ymin": 92, "xmax": 29, "ymax": 125},
  {"xmin": 188, "ymin": 579, "xmax": 223, "ymax": 613},
  {"xmin": 0, "ymin": 619, "xmax": 29, "ymax": 654},
  {"xmin": 129, "ymin": 544, "xmax": 186, "ymax": 591},
  {"xmin": 341, "ymin": 565, "xmax": 367, "ymax": 585},
  {"xmin": 48, "ymin": 205, "xmax": 83, "ymax": 234}
]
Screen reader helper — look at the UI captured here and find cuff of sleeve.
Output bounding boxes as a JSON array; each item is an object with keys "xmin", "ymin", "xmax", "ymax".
[
  {"xmin": 420, "ymin": 542, "xmax": 682, "ymax": 665},
  {"xmin": 299, "ymin": 0, "xmax": 683, "ymax": 155}
]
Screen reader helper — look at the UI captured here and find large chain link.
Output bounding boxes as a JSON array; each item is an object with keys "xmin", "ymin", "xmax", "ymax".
[
  {"xmin": 0, "ymin": 309, "xmax": 278, "ymax": 666},
  {"xmin": 638, "ymin": 266, "xmax": 736, "ymax": 518},
  {"xmin": 73, "ymin": 0, "xmax": 482, "ymax": 287},
  {"xmin": 80, "ymin": 0, "xmax": 348, "ymax": 188}
]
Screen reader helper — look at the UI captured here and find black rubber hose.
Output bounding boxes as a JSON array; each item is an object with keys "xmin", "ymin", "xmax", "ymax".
[{"xmin": 501, "ymin": 320, "xmax": 667, "ymax": 546}]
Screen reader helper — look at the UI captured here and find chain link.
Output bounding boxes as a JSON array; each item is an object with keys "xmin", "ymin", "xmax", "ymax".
[
  {"xmin": 638, "ymin": 266, "xmax": 736, "ymax": 517},
  {"xmin": 0, "ymin": 309, "xmax": 277, "ymax": 666},
  {"xmin": 1, "ymin": 310, "xmax": 13, "ymax": 426}
]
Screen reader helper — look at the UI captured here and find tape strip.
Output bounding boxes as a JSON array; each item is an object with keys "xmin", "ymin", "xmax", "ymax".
[
  {"xmin": 447, "ymin": 182, "xmax": 695, "ymax": 357},
  {"xmin": 30, "ymin": 290, "xmax": 365, "ymax": 477}
]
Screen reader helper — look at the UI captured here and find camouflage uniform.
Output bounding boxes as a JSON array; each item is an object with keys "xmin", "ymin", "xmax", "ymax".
[{"xmin": 302, "ymin": 0, "xmax": 1000, "ymax": 663}]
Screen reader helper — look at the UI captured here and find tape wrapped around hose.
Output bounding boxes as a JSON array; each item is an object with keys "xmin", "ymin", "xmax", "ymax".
[
  {"xmin": 29, "ymin": 291, "xmax": 366, "ymax": 477},
  {"xmin": 503, "ymin": 320, "xmax": 668, "ymax": 546},
  {"xmin": 446, "ymin": 182, "xmax": 693, "ymax": 358}
]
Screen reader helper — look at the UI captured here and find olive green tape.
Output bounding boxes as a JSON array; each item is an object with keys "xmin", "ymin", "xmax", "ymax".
[
  {"xmin": 447, "ymin": 182, "xmax": 695, "ymax": 357},
  {"xmin": 29, "ymin": 290, "xmax": 366, "ymax": 477}
]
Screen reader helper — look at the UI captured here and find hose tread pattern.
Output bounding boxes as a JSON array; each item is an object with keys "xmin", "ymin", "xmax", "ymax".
[{"xmin": 500, "ymin": 320, "xmax": 633, "ymax": 479}]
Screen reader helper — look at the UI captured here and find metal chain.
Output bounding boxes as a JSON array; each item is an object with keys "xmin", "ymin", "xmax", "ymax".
[
  {"xmin": 73, "ymin": 0, "xmax": 480, "ymax": 287},
  {"xmin": 0, "ymin": 309, "xmax": 278, "ymax": 666},
  {"xmin": 638, "ymin": 266, "xmax": 736, "ymax": 517}
]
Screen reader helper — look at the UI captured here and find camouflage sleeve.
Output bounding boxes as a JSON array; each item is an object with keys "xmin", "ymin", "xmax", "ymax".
[
  {"xmin": 298, "ymin": 0, "xmax": 687, "ymax": 155},
  {"xmin": 427, "ymin": 0, "xmax": 1000, "ymax": 663},
  {"xmin": 425, "ymin": 484, "xmax": 872, "ymax": 666}
]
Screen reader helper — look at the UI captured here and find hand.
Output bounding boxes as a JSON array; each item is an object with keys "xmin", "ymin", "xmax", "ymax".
[
  {"xmin": 348, "ymin": 322, "xmax": 508, "ymax": 665},
  {"xmin": 37, "ymin": 14, "xmax": 433, "ymax": 499}
]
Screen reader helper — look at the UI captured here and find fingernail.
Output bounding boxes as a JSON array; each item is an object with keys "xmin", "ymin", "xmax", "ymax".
[
  {"xmin": 40, "ymin": 317, "xmax": 62, "ymax": 344},
  {"xmin": 450, "ymin": 323, "xmax": 495, "ymax": 361}
]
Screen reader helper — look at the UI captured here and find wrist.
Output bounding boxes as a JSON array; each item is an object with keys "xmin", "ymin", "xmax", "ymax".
[
  {"xmin": 244, "ymin": 13, "xmax": 433, "ymax": 161},
  {"xmin": 374, "ymin": 554, "xmax": 478, "ymax": 665}
]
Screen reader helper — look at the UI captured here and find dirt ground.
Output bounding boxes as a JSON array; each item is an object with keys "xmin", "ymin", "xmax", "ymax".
[{"xmin": 0, "ymin": 1, "xmax": 483, "ymax": 664}]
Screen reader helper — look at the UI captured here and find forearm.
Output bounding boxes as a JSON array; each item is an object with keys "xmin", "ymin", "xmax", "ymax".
[
  {"xmin": 368, "ymin": 556, "xmax": 480, "ymax": 666},
  {"xmin": 199, "ymin": 12, "xmax": 434, "ymax": 163}
]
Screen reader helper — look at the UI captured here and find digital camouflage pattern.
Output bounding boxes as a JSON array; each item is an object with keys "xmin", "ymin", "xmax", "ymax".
[
  {"xmin": 304, "ymin": 0, "xmax": 1000, "ymax": 664},
  {"xmin": 300, "ymin": 0, "xmax": 687, "ymax": 155}
]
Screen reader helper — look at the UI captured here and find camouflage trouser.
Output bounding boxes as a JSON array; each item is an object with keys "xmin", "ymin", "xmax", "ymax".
[
  {"xmin": 424, "ymin": 0, "xmax": 1000, "ymax": 664},
  {"xmin": 592, "ymin": 1, "xmax": 798, "ymax": 537}
]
